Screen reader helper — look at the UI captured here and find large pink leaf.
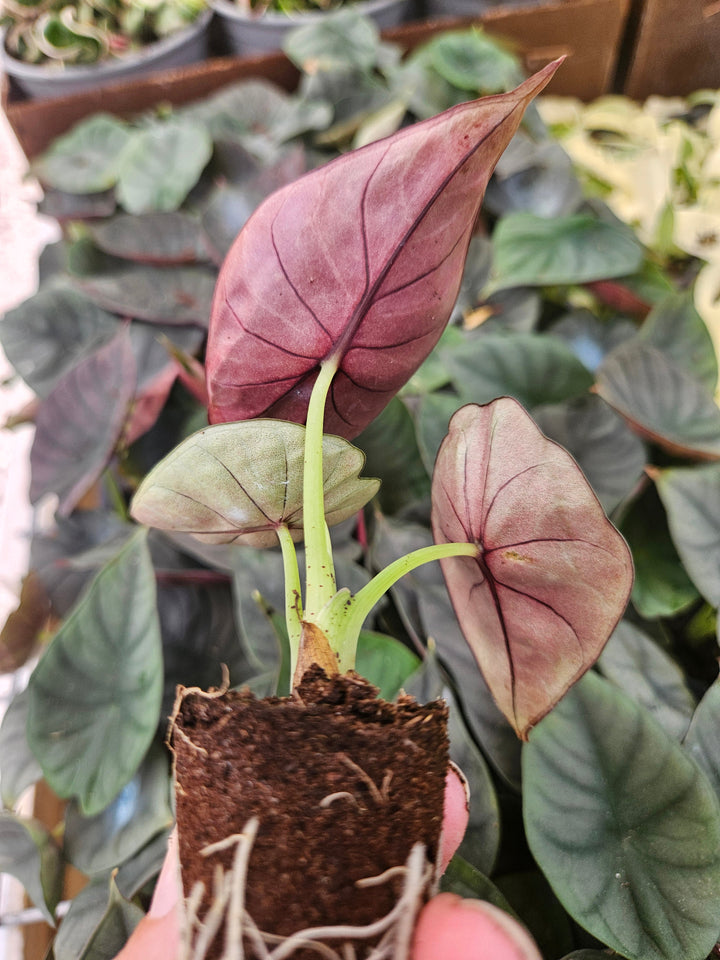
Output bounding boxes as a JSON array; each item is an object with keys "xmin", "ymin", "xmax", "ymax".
[
  {"xmin": 206, "ymin": 62, "xmax": 560, "ymax": 438},
  {"xmin": 431, "ymin": 399, "xmax": 633, "ymax": 740}
]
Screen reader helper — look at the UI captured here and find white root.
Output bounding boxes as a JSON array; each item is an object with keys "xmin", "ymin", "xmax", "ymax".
[{"xmin": 180, "ymin": 819, "xmax": 433, "ymax": 960}]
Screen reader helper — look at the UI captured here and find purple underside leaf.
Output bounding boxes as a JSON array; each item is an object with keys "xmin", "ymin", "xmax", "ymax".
[
  {"xmin": 30, "ymin": 326, "xmax": 136, "ymax": 516},
  {"xmin": 206, "ymin": 61, "xmax": 561, "ymax": 439},
  {"xmin": 431, "ymin": 398, "xmax": 634, "ymax": 740}
]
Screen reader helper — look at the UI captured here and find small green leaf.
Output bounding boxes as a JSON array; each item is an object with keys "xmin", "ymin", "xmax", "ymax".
[
  {"xmin": 0, "ymin": 812, "xmax": 62, "ymax": 924},
  {"xmin": 490, "ymin": 212, "xmax": 644, "ymax": 291},
  {"xmin": 131, "ymin": 420, "xmax": 380, "ymax": 548},
  {"xmin": 441, "ymin": 855, "xmax": 516, "ymax": 916},
  {"xmin": 429, "ymin": 28, "xmax": 522, "ymax": 93},
  {"xmin": 0, "ymin": 689, "xmax": 42, "ymax": 807},
  {"xmin": 655, "ymin": 463, "xmax": 720, "ymax": 605},
  {"xmin": 54, "ymin": 873, "xmax": 144, "ymax": 960},
  {"xmin": 33, "ymin": 114, "xmax": 133, "ymax": 194},
  {"xmin": 524, "ymin": 671, "xmax": 720, "ymax": 960},
  {"xmin": 27, "ymin": 530, "xmax": 163, "ymax": 816},
  {"xmin": 116, "ymin": 120, "xmax": 213, "ymax": 214},
  {"xmin": 355, "ymin": 630, "xmax": 419, "ymax": 700},
  {"xmin": 444, "ymin": 332, "xmax": 593, "ymax": 409}
]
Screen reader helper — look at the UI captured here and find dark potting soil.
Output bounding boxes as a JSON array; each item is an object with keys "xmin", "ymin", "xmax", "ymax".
[{"xmin": 173, "ymin": 665, "xmax": 449, "ymax": 959}]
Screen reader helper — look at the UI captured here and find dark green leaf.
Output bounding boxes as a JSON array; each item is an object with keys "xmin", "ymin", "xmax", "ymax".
[
  {"xmin": 284, "ymin": 8, "xmax": 383, "ymax": 74},
  {"xmin": 0, "ymin": 689, "xmax": 42, "ymax": 807},
  {"xmin": 32, "ymin": 114, "xmax": 133, "ymax": 194},
  {"xmin": 76, "ymin": 263, "xmax": 216, "ymax": 326},
  {"xmin": 495, "ymin": 871, "xmax": 575, "ymax": 960},
  {"xmin": 27, "ymin": 530, "xmax": 163, "ymax": 816},
  {"xmin": 550, "ymin": 308, "xmax": 637, "ymax": 373},
  {"xmin": 441, "ymin": 855, "xmax": 516, "ymax": 916},
  {"xmin": 534, "ymin": 395, "xmax": 646, "ymax": 513},
  {"xmin": 87, "ymin": 212, "xmax": 209, "ymax": 265},
  {"xmin": 524, "ymin": 671, "xmax": 720, "ymax": 960},
  {"xmin": 131, "ymin": 420, "xmax": 379, "ymax": 548},
  {"xmin": 428, "ymin": 28, "xmax": 522, "ymax": 93},
  {"xmin": 655, "ymin": 462, "xmax": 720, "ymax": 605},
  {"xmin": 116, "ymin": 120, "xmax": 213, "ymax": 214},
  {"xmin": 685, "ymin": 675, "xmax": 720, "ymax": 800},
  {"xmin": 596, "ymin": 341, "xmax": 720, "ymax": 460},
  {"xmin": 201, "ymin": 184, "xmax": 256, "ymax": 263},
  {"xmin": 0, "ymin": 812, "xmax": 62, "ymax": 924},
  {"xmin": 30, "ymin": 325, "xmax": 136, "ymax": 515},
  {"xmin": 620, "ymin": 482, "xmax": 699, "ymax": 618},
  {"xmin": 490, "ymin": 212, "xmax": 644, "ymax": 291},
  {"xmin": 0, "ymin": 286, "xmax": 119, "ymax": 398},
  {"xmin": 415, "ymin": 391, "xmax": 463, "ymax": 475},
  {"xmin": 63, "ymin": 743, "xmax": 173, "ymax": 875},
  {"xmin": 637, "ymin": 292, "xmax": 718, "ymax": 393},
  {"xmin": 354, "ymin": 398, "xmax": 430, "ymax": 513},
  {"xmin": 444, "ymin": 332, "xmax": 593, "ymax": 409},
  {"xmin": 56, "ymin": 874, "xmax": 144, "ymax": 960},
  {"xmin": 598, "ymin": 620, "xmax": 695, "ymax": 740}
]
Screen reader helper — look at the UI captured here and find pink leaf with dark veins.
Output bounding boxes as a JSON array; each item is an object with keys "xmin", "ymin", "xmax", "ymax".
[
  {"xmin": 431, "ymin": 399, "xmax": 634, "ymax": 740},
  {"xmin": 206, "ymin": 62, "xmax": 561, "ymax": 438}
]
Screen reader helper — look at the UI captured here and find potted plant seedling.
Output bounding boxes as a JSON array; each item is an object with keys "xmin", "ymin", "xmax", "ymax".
[
  {"xmin": 125, "ymin": 58, "xmax": 634, "ymax": 958},
  {"xmin": 0, "ymin": 0, "xmax": 211, "ymax": 100}
]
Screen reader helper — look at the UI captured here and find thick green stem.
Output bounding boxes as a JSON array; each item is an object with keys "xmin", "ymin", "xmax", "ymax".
[
  {"xmin": 328, "ymin": 540, "xmax": 480, "ymax": 672},
  {"xmin": 303, "ymin": 359, "xmax": 340, "ymax": 619},
  {"xmin": 275, "ymin": 523, "xmax": 303, "ymax": 682}
]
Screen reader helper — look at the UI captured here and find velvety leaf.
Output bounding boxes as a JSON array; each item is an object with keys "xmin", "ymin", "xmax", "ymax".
[
  {"xmin": 354, "ymin": 630, "xmax": 420, "ymax": 700},
  {"xmin": 598, "ymin": 620, "xmax": 695, "ymax": 740},
  {"xmin": 402, "ymin": 325, "xmax": 464, "ymax": 395},
  {"xmin": 63, "ymin": 744, "xmax": 173, "ymax": 875},
  {"xmin": 27, "ymin": 530, "xmax": 163, "ymax": 816},
  {"xmin": 32, "ymin": 114, "xmax": 133, "ymax": 194},
  {"xmin": 354, "ymin": 397, "xmax": 430, "ymax": 513},
  {"xmin": 206, "ymin": 64, "xmax": 560, "ymax": 438},
  {"xmin": 428, "ymin": 28, "xmax": 523, "ymax": 93},
  {"xmin": 87, "ymin": 212, "xmax": 209, "ymax": 265},
  {"xmin": 431, "ymin": 399, "xmax": 633, "ymax": 738},
  {"xmin": 115, "ymin": 120, "xmax": 213, "ymax": 215},
  {"xmin": 0, "ymin": 571, "xmax": 50, "ymax": 673},
  {"xmin": 0, "ymin": 689, "xmax": 42, "ymax": 807},
  {"xmin": 0, "ymin": 812, "xmax": 62, "ymax": 924},
  {"xmin": 201, "ymin": 185, "xmax": 257, "ymax": 264},
  {"xmin": 620, "ymin": 483, "xmax": 699, "ymax": 618},
  {"xmin": 283, "ymin": 8, "xmax": 384, "ymax": 74},
  {"xmin": 654, "ymin": 463, "xmax": 720, "ymax": 606},
  {"xmin": 524, "ymin": 671, "xmax": 720, "ymax": 960},
  {"xmin": 76, "ymin": 263, "xmax": 216, "ymax": 326},
  {"xmin": 534, "ymin": 395, "xmax": 646, "ymax": 514},
  {"xmin": 30, "ymin": 325, "xmax": 136, "ymax": 515},
  {"xmin": 596, "ymin": 341, "xmax": 720, "ymax": 460},
  {"xmin": 637, "ymin": 291, "xmax": 718, "ymax": 393},
  {"xmin": 490, "ymin": 212, "xmax": 644, "ymax": 291},
  {"xmin": 444, "ymin": 332, "xmax": 593, "ymax": 409},
  {"xmin": 131, "ymin": 419, "xmax": 379, "ymax": 548},
  {"xmin": 684, "ymin": 675, "xmax": 720, "ymax": 799},
  {"xmin": 0, "ymin": 286, "xmax": 119, "ymax": 397}
]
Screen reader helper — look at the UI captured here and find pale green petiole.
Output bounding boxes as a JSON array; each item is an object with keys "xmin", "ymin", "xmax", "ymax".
[
  {"xmin": 275, "ymin": 523, "xmax": 303, "ymax": 681},
  {"xmin": 302, "ymin": 359, "xmax": 340, "ymax": 620}
]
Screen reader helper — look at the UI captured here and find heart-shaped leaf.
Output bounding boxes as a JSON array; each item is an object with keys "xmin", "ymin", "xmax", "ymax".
[
  {"xmin": 30, "ymin": 325, "xmax": 136, "ymax": 515},
  {"xmin": 523, "ymin": 671, "xmax": 720, "ymax": 960},
  {"xmin": 131, "ymin": 420, "xmax": 379, "ymax": 548},
  {"xmin": 27, "ymin": 530, "xmax": 163, "ymax": 816},
  {"xmin": 489, "ymin": 212, "xmax": 644, "ymax": 292},
  {"xmin": 32, "ymin": 113, "xmax": 133, "ymax": 194},
  {"xmin": 0, "ymin": 812, "xmax": 62, "ymax": 924},
  {"xmin": 206, "ymin": 62, "xmax": 560, "ymax": 438},
  {"xmin": 596, "ymin": 341, "xmax": 720, "ymax": 460},
  {"xmin": 431, "ymin": 398, "xmax": 633, "ymax": 738},
  {"xmin": 0, "ymin": 286, "xmax": 119, "ymax": 398}
]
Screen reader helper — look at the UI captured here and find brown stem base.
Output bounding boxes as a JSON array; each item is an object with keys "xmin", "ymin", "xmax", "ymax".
[{"xmin": 171, "ymin": 666, "xmax": 449, "ymax": 959}]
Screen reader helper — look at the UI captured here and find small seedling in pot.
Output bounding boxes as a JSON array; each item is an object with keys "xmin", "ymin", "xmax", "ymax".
[{"xmin": 130, "ymin": 59, "xmax": 633, "ymax": 959}]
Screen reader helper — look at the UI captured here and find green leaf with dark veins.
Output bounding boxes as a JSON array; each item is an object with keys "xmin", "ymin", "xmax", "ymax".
[
  {"xmin": 116, "ymin": 120, "xmax": 213, "ymax": 214},
  {"xmin": 27, "ymin": 530, "xmax": 163, "ymax": 816},
  {"xmin": 0, "ymin": 812, "xmax": 62, "ymax": 924},
  {"xmin": 55, "ymin": 873, "xmax": 144, "ymax": 960},
  {"xmin": 131, "ymin": 420, "xmax": 379, "ymax": 548},
  {"xmin": 490, "ymin": 212, "xmax": 644, "ymax": 291},
  {"xmin": 684, "ymin": 675, "xmax": 720, "ymax": 800},
  {"xmin": 524, "ymin": 671, "xmax": 720, "ymax": 960},
  {"xmin": 637, "ymin": 292, "xmax": 718, "ymax": 393}
]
